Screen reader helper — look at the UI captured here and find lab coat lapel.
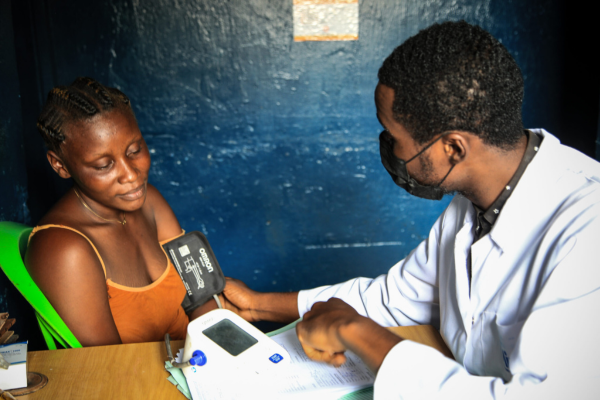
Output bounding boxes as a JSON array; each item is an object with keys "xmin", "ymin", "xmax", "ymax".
[
  {"xmin": 452, "ymin": 205, "xmax": 475, "ymax": 335},
  {"xmin": 471, "ymin": 131, "xmax": 560, "ymax": 321},
  {"xmin": 469, "ymin": 235, "xmax": 497, "ymax": 310}
]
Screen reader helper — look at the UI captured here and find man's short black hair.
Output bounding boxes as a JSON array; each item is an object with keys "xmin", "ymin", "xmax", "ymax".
[{"xmin": 378, "ymin": 21, "xmax": 524, "ymax": 149}]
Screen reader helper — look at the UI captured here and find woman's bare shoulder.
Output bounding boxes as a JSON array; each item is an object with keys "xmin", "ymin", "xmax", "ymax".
[
  {"xmin": 25, "ymin": 224, "xmax": 122, "ymax": 346},
  {"xmin": 36, "ymin": 189, "xmax": 82, "ymax": 227},
  {"xmin": 26, "ymin": 226, "xmax": 105, "ymax": 280},
  {"xmin": 144, "ymin": 183, "xmax": 182, "ymax": 240},
  {"xmin": 144, "ymin": 183, "xmax": 174, "ymax": 211}
]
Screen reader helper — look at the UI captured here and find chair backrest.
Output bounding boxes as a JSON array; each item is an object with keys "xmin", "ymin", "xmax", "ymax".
[{"xmin": 0, "ymin": 221, "xmax": 81, "ymax": 349}]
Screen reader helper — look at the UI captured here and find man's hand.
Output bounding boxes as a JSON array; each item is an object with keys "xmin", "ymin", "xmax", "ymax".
[
  {"xmin": 296, "ymin": 298, "xmax": 361, "ymax": 367},
  {"xmin": 296, "ymin": 298, "xmax": 403, "ymax": 372}
]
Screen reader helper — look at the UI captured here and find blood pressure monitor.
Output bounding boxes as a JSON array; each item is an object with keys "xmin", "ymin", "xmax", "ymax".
[
  {"xmin": 180, "ymin": 309, "xmax": 290, "ymax": 398},
  {"xmin": 163, "ymin": 232, "xmax": 291, "ymax": 397}
]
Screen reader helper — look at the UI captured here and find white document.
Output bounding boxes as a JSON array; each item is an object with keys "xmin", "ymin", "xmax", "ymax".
[
  {"xmin": 268, "ymin": 328, "xmax": 374, "ymax": 399},
  {"xmin": 182, "ymin": 327, "xmax": 374, "ymax": 399}
]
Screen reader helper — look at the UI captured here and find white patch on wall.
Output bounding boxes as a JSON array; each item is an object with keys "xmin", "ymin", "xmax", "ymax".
[{"xmin": 293, "ymin": 0, "xmax": 359, "ymax": 42}]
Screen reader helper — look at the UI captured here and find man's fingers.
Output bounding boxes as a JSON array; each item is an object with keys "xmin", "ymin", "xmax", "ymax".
[
  {"xmin": 300, "ymin": 342, "xmax": 347, "ymax": 367},
  {"xmin": 329, "ymin": 352, "xmax": 347, "ymax": 367}
]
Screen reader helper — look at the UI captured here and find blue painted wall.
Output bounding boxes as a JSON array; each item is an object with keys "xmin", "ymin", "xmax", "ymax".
[
  {"xmin": 0, "ymin": 0, "xmax": 39, "ymax": 347},
  {"xmin": 0, "ymin": 1, "xmax": 28, "ymax": 225},
  {"xmin": 3, "ymin": 0, "xmax": 599, "ymax": 347}
]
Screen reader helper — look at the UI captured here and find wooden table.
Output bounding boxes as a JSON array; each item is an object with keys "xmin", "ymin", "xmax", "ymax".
[
  {"xmin": 19, "ymin": 325, "xmax": 451, "ymax": 399},
  {"xmin": 21, "ymin": 339, "xmax": 186, "ymax": 400}
]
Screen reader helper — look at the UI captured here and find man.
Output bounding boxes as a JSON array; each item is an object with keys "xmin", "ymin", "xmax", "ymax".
[{"xmin": 223, "ymin": 21, "xmax": 600, "ymax": 398}]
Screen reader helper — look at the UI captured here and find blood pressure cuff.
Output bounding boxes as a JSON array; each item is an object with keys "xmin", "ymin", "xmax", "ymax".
[{"xmin": 162, "ymin": 231, "xmax": 226, "ymax": 314}]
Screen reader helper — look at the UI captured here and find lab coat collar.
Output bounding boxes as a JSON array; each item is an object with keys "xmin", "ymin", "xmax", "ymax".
[{"xmin": 487, "ymin": 129, "xmax": 561, "ymax": 252}]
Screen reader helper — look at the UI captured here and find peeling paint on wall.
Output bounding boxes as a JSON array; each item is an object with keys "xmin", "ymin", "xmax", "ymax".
[{"xmin": 305, "ymin": 241, "xmax": 404, "ymax": 249}]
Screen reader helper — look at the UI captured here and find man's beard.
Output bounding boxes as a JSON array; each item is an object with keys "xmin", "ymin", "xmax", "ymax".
[{"xmin": 418, "ymin": 152, "xmax": 454, "ymax": 196}]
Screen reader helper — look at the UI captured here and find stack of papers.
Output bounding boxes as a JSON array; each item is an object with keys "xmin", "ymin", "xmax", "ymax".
[{"xmin": 166, "ymin": 322, "xmax": 375, "ymax": 399}]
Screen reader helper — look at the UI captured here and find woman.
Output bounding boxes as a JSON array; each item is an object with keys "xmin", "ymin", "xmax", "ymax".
[{"xmin": 25, "ymin": 77, "xmax": 214, "ymax": 346}]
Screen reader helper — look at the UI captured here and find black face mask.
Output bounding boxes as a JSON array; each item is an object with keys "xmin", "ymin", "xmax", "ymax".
[{"xmin": 379, "ymin": 130, "xmax": 454, "ymax": 200}]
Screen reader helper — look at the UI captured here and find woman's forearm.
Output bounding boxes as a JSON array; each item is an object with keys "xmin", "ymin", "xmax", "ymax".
[{"xmin": 252, "ymin": 291, "xmax": 300, "ymax": 323}]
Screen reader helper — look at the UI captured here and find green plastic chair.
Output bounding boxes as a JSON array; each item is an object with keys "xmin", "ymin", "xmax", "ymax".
[{"xmin": 0, "ymin": 221, "xmax": 81, "ymax": 349}]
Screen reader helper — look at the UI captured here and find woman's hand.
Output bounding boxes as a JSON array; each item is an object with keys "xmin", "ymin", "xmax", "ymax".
[
  {"xmin": 189, "ymin": 278, "xmax": 261, "ymax": 321},
  {"xmin": 220, "ymin": 277, "xmax": 301, "ymax": 323},
  {"xmin": 296, "ymin": 298, "xmax": 403, "ymax": 372},
  {"xmin": 221, "ymin": 277, "xmax": 261, "ymax": 321}
]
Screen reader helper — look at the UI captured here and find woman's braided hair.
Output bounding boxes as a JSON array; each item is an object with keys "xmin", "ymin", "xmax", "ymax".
[
  {"xmin": 37, "ymin": 77, "xmax": 132, "ymax": 153},
  {"xmin": 378, "ymin": 21, "xmax": 524, "ymax": 149}
]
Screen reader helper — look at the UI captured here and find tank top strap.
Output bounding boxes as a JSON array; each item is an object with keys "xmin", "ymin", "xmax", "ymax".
[
  {"xmin": 29, "ymin": 224, "xmax": 108, "ymax": 277},
  {"xmin": 159, "ymin": 229, "xmax": 185, "ymax": 245}
]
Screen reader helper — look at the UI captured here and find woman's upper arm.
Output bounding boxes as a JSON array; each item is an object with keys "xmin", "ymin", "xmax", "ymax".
[
  {"xmin": 25, "ymin": 229, "xmax": 122, "ymax": 346},
  {"xmin": 146, "ymin": 183, "xmax": 182, "ymax": 241}
]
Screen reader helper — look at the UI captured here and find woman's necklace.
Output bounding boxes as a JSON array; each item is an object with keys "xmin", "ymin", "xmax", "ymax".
[{"xmin": 73, "ymin": 188, "xmax": 126, "ymax": 225}]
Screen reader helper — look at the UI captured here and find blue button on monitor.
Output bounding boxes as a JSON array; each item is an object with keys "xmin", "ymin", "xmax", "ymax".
[
  {"xmin": 269, "ymin": 353, "xmax": 283, "ymax": 363},
  {"xmin": 190, "ymin": 350, "xmax": 207, "ymax": 366}
]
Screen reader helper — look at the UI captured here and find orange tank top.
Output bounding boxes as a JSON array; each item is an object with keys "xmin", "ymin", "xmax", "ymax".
[{"xmin": 29, "ymin": 225, "xmax": 189, "ymax": 344}]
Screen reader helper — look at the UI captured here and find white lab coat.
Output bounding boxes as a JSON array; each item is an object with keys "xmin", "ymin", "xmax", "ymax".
[{"xmin": 298, "ymin": 130, "xmax": 600, "ymax": 399}]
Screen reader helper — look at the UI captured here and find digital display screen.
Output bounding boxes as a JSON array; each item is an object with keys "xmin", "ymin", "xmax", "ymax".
[{"xmin": 203, "ymin": 319, "xmax": 258, "ymax": 356}]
